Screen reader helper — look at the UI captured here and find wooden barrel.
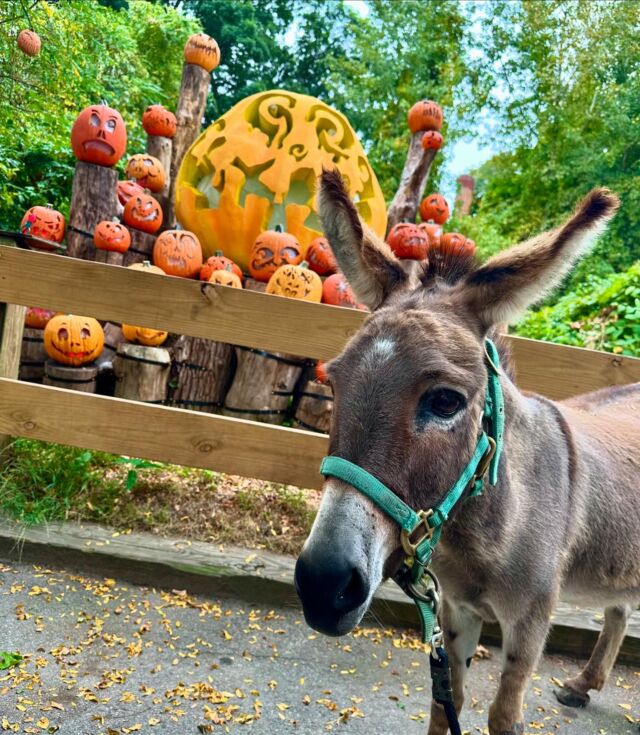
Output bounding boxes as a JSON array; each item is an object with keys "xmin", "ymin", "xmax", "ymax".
[
  {"xmin": 122, "ymin": 229, "xmax": 157, "ymax": 267},
  {"xmin": 19, "ymin": 328, "xmax": 47, "ymax": 383},
  {"xmin": 43, "ymin": 361, "xmax": 98, "ymax": 393},
  {"xmin": 113, "ymin": 343, "xmax": 170, "ymax": 403},
  {"xmin": 223, "ymin": 347, "xmax": 307, "ymax": 425},
  {"xmin": 294, "ymin": 381, "xmax": 333, "ymax": 433},
  {"xmin": 168, "ymin": 335, "xmax": 235, "ymax": 412}
]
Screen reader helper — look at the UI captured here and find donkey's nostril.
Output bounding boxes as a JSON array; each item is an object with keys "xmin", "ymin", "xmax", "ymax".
[{"xmin": 335, "ymin": 567, "xmax": 367, "ymax": 613}]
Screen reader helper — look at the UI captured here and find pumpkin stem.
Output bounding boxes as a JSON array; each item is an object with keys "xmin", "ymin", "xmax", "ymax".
[
  {"xmin": 274, "ymin": 224, "xmax": 283, "ymax": 233},
  {"xmin": 215, "ymin": 250, "xmax": 224, "ymax": 256},
  {"xmin": 300, "ymin": 260, "xmax": 309, "ymax": 269},
  {"xmin": 142, "ymin": 260, "xmax": 152, "ymax": 267}
]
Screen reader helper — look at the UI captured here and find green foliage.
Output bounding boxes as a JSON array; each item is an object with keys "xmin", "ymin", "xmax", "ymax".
[{"xmin": 516, "ymin": 263, "xmax": 640, "ymax": 356}]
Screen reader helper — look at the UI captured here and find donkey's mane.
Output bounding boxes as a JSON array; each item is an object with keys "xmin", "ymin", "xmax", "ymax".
[{"xmin": 419, "ymin": 251, "xmax": 478, "ymax": 288}]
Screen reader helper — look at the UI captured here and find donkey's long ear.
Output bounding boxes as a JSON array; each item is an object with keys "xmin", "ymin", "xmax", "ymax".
[
  {"xmin": 459, "ymin": 189, "xmax": 619, "ymax": 329},
  {"xmin": 318, "ymin": 169, "xmax": 407, "ymax": 309}
]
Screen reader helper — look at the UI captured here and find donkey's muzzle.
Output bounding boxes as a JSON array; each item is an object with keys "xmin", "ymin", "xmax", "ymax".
[{"xmin": 294, "ymin": 550, "xmax": 369, "ymax": 636}]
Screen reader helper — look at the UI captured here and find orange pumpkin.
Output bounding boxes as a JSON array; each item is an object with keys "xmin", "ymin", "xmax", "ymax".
[
  {"xmin": 208, "ymin": 266, "xmax": 243, "ymax": 289},
  {"xmin": 184, "ymin": 33, "xmax": 220, "ymax": 72},
  {"xmin": 438, "ymin": 233, "xmax": 477, "ymax": 257},
  {"xmin": 419, "ymin": 193, "xmax": 450, "ymax": 225},
  {"xmin": 315, "ymin": 361, "xmax": 328, "ymax": 385},
  {"xmin": 153, "ymin": 229, "xmax": 203, "ymax": 278},
  {"xmin": 125, "ymin": 154, "xmax": 166, "ymax": 193},
  {"xmin": 421, "ymin": 130, "xmax": 444, "ymax": 151},
  {"xmin": 306, "ymin": 237, "xmax": 337, "ymax": 275},
  {"xmin": 322, "ymin": 273, "xmax": 359, "ymax": 308},
  {"xmin": 121, "ymin": 323, "xmax": 168, "ymax": 347},
  {"xmin": 44, "ymin": 314, "xmax": 104, "ymax": 366},
  {"xmin": 25, "ymin": 307, "xmax": 57, "ymax": 330},
  {"xmin": 386, "ymin": 223, "xmax": 429, "ymax": 260},
  {"xmin": 142, "ymin": 105, "xmax": 177, "ymax": 138},
  {"xmin": 266, "ymin": 262, "xmax": 322, "ymax": 302},
  {"xmin": 20, "ymin": 205, "xmax": 65, "ymax": 249},
  {"xmin": 117, "ymin": 179, "xmax": 145, "ymax": 207},
  {"xmin": 123, "ymin": 192, "xmax": 163, "ymax": 234},
  {"xmin": 94, "ymin": 219, "xmax": 131, "ymax": 253},
  {"xmin": 71, "ymin": 104, "xmax": 127, "ymax": 167},
  {"xmin": 417, "ymin": 222, "xmax": 443, "ymax": 250},
  {"xmin": 127, "ymin": 260, "xmax": 165, "ymax": 276},
  {"xmin": 17, "ymin": 29, "xmax": 41, "ymax": 56},
  {"xmin": 248, "ymin": 228, "xmax": 302, "ymax": 282},
  {"xmin": 200, "ymin": 251, "xmax": 243, "ymax": 282},
  {"xmin": 408, "ymin": 100, "xmax": 443, "ymax": 133}
]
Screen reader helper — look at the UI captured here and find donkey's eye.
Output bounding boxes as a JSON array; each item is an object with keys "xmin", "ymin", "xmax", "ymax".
[{"xmin": 416, "ymin": 389, "xmax": 465, "ymax": 428}]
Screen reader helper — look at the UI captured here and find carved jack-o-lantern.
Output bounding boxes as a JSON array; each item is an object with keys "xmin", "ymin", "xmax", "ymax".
[
  {"xmin": 71, "ymin": 104, "xmax": 127, "ymax": 167},
  {"xmin": 306, "ymin": 236, "xmax": 337, "ymax": 275},
  {"xmin": 322, "ymin": 273, "xmax": 360, "ymax": 308},
  {"xmin": 417, "ymin": 222, "xmax": 443, "ymax": 250},
  {"xmin": 121, "ymin": 324, "xmax": 168, "ymax": 347},
  {"xmin": 419, "ymin": 193, "xmax": 450, "ymax": 225},
  {"xmin": 437, "ymin": 233, "xmax": 477, "ymax": 257},
  {"xmin": 408, "ymin": 100, "xmax": 443, "ymax": 133},
  {"xmin": 20, "ymin": 205, "xmax": 65, "ymax": 250},
  {"xmin": 123, "ymin": 192, "xmax": 163, "ymax": 234},
  {"xmin": 142, "ymin": 105, "xmax": 177, "ymax": 139},
  {"xmin": 153, "ymin": 229, "xmax": 203, "ymax": 278},
  {"xmin": 17, "ymin": 29, "xmax": 41, "ymax": 56},
  {"xmin": 266, "ymin": 262, "xmax": 322, "ymax": 302},
  {"xmin": 200, "ymin": 252, "xmax": 243, "ymax": 282},
  {"xmin": 125, "ymin": 154, "xmax": 166, "ymax": 193},
  {"xmin": 248, "ymin": 228, "xmax": 302, "ymax": 282},
  {"xmin": 176, "ymin": 90, "xmax": 387, "ymax": 269},
  {"xmin": 421, "ymin": 130, "xmax": 444, "ymax": 151},
  {"xmin": 44, "ymin": 314, "xmax": 104, "ymax": 366},
  {"xmin": 208, "ymin": 267, "xmax": 243, "ymax": 289},
  {"xmin": 386, "ymin": 223, "xmax": 429, "ymax": 260},
  {"xmin": 25, "ymin": 307, "xmax": 58, "ymax": 330},
  {"xmin": 117, "ymin": 179, "xmax": 145, "ymax": 207},
  {"xmin": 94, "ymin": 219, "xmax": 131, "ymax": 253},
  {"xmin": 183, "ymin": 33, "xmax": 220, "ymax": 72}
]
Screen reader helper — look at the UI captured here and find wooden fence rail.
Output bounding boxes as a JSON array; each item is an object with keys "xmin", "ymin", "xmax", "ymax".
[{"xmin": 1, "ymin": 236, "xmax": 639, "ymax": 487}]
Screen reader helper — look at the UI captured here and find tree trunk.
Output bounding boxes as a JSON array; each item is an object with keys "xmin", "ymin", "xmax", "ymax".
[
  {"xmin": 147, "ymin": 134, "xmax": 173, "ymax": 229},
  {"xmin": 167, "ymin": 63, "xmax": 210, "ymax": 228},
  {"xmin": 386, "ymin": 134, "xmax": 437, "ymax": 233},
  {"xmin": 454, "ymin": 174, "xmax": 475, "ymax": 217},
  {"xmin": 122, "ymin": 230, "xmax": 157, "ymax": 267},
  {"xmin": 67, "ymin": 161, "xmax": 119, "ymax": 261},
  {"xmin": 44, "ymin": 361, "xmax": 97, "ymax": 393},
  {"xmin": 19, "ymin": 328, "xmax": 47, "ymax": 383},
  {"xmin": 294, "ymin": 380, "xmax": 333, "ymax": 433},
  {"xmin": 113, "ymin": 343, "xmax": 170, "ymax": 403}
]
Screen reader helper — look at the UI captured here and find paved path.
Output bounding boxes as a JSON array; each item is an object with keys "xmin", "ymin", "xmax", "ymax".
[{"xmin": 0, "ymin": 559, "xmax": 638, "ymax": 735}]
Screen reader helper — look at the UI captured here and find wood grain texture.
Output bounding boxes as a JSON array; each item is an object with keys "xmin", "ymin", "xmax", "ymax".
[
  {"xmin": 44, "ymin": 361, "xmax": 97, "ymax": 393},
  {"xmin": 294, "ymin": 380, "xmax": 333, "ymax": 433},
  {"xmin": 147, "ymin": 134, "xmax": 172, "ymax": 227},
  {"xmin": 0, "ymin": 302, "xmax": 26, "ymax": 380},
  {"xmin": 122, "ymin": 229, "xmax": 156, "ymax": 267},
  {"xmin": 19, "ymin": 327, "xmax": 46, "ymax": 382},
  {"xmin": 113, "ymin": 343, "xmax": 170, "ymax": 403},
  {"xmin": 0, "ymin": 377, "xmax": 328, "ymax": 488}
]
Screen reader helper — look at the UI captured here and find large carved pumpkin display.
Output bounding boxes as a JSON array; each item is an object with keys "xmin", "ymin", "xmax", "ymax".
[
  {"xmin": 44, "ymin": 314, "xmax": 104, "ymax": 366},
  {"xmin": 71, "ymin": 104, "xmax": 127, "ymax": 167},
  {"xmin": 175, "ymin": 90, "xmax": 387, "ymax": 270}
]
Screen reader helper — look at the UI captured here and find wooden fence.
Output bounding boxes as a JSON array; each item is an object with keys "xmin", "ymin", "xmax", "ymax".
[{"xmin": 1, "ymin": 236, "xmax": 640, "ymax": 490}]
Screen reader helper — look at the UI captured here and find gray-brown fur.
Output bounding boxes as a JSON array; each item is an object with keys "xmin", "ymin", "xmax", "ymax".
[{"xmin": 295, "ymin": 171, "xmax": 639, "ymax": 735}]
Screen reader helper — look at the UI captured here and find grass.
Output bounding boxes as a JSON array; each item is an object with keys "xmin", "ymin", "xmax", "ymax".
[{"xmin": 0, "ymin": 439, "xmax": 318, "ymax": 555}]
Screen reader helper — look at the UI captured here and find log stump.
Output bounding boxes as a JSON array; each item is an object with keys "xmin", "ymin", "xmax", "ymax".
[
  {"xmin": 67, "ymin": 161, "xmax": 119, "ymax": 261},
  {"xmin": 95, "ymin": 322, "xmax": 125, "ymax": 396},
  {"xmin": 122, "ymin": 229, "xmax": 157, "ymax": 267},
  {"xmin": 294, "ymin": 381, "xmax": 333, "ymax": 433},
  {"xmin": 168, "ymin": 336, "xmax": 235, "ymax": 412},
  {"xmin": 19, "ymin": 328, "xmax": 47, "ymax": 383},
  {"xmin": 223, "ymin": 347, "xmax": 307, "ymax": 425},
  {"xmin": 113, "ymin": 343, "xmax": 170, "ymax": 403},
  {"xmin": 44, "ymin": 361, "xmax": 97, "ymax": 393},
  {"xmin": 147, "ymin": 134, "xmax": 172, "ymax": 228}
]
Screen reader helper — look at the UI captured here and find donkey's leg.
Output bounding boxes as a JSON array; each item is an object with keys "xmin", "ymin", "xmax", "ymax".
[
  {"xmin": 555, "ymin": 604, "xmax": 632, "ymax": 708},
  {"xmin": 488, "ymin": 601, "xmax": 553, "ymax": 735},
  {"xmin": 427, "ymin": 600, "xmax": 483, "ymax": 735}
]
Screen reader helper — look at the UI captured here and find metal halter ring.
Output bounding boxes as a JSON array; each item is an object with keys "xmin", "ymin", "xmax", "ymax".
[{"xmin": 407, "ymin": 567, "xmax": 440, "ymax": 610}]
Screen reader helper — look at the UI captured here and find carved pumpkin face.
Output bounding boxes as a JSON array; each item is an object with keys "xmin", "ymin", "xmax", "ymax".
[
  {"xmin": 44, "ymin": 314, "xmax": 104, "ymax": 366},
  {"xmin": 121, "ymin": 323, "xmax": 168, "ymax": 347},
  {"xmin": 153, "ymin": 229, "xmax": 203, "ymax": 278},
  {"xmin": 71, "ymin": 104, "xmax": 127, "ymax": 167},
  {"xmin": 248, "ymin": 229, "xmax": 302, "ymax": 282},
  {"xmin": 437, "ymin": 233, "xmax": 477, "ymax": 257},
  {"xmin": 117, "ymin": 180, "xmax": 145, "ymax": 207},
  {"xmin": 266, "ymin": 263, "xmax": 322, "ymax": 302},
  {"xmin": 175, "ymin": 90, "xmax": 387, "ymax": 269},
  {"xmin": 386, "ymin": 223, "xmax": 429, "ymax": 260},
  {"xmin": 123, "ymin": 193, "xmax": 163, "ymax": 234},
  {"xmin": 20, "ymin": 205, "xmax": 65, "ymax": 249},
  {"xmin": 408, "ymin": 100, "xmax": 443, "ymax": 133},
  {"xmin": 208, "ymin": 268, "xmax": 243, "ymax": 289},
  {"xmin": 183, "ymin": 33, "xmax": 220, "ymax": 72},
  {"xmin": 421, "ymin": 130, "xmax": 444, "ymax": 151},
  {"xmin": 25, "ymin": 307, "xmax": 58, "ymax": 330},
  {"xmin": 142, "ymin": 105, "xmax": 177, "ymax": 139},
  {"xmin": 321, "ymin": 273, "xmax": 360, "ymax": 308},
  {"xmin": 200, "ymin": 252, "xmax": 243, "ymax": 282},
  {"xmin": 17, "ymin": 29, "xmax": 41, "ymax": 56},
  {"xmin": 94, "ymin": 220, "xmax": 131, "ymax": 253},
  {"xmin": 416, "ymin": 222, "xmax": 443, "ymax": 250},
  {"xmin": 125, "ymin": 154, "xmax": 166, "ymax": 193},
  {"xmin": 419, "ymin": 193, "xmax": 450, "ymax": 225},
  {"xmin": 306, "ymin": 237, "xmax": 337, "ymax": 275}
]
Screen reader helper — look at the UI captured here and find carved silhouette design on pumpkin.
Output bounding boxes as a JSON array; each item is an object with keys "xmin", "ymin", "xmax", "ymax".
[{"xmin": 176, "ymin": 90, "xmax": 387, "ymax": 269}]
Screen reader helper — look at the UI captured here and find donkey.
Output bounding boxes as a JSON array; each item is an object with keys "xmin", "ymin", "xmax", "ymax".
[{"xmin": 295, "ymin": 170, "xmax": 640, "ymax": 735}]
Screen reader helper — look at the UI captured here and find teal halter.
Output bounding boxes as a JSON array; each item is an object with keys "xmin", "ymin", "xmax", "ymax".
[{"xmin": 320, "ymin": 338, "xmax": 505, "ymax": 645}]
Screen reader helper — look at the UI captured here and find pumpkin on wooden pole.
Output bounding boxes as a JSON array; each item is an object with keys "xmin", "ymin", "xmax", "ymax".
[{"xmin": 143, "ymin": 104, "xmax": 176, "ymax": 225}]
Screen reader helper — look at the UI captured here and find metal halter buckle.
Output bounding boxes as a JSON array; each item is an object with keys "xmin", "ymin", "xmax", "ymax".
[
  {"xmin": 400, "ymin": 509, "xmax": 434, "ymax": 557},
  {"xmin": 472, "ymin": 436, "xmax": 496, "ymax": 485},
  {"xmin": 406, "ymin": 568, "xmax": 440, "ymax": 608}
]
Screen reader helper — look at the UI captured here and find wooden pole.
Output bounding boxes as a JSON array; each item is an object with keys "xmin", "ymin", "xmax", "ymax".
[
  {"xmin": 167, "ymin": 63, "xmax": 211, "ymax": 227},
  {"xmin": 147, "ymin": 134, "xmax": 173, "ymax": 229},
  {"xmin": 67, "ymin": 161, "xmax": 120, "ymax": 262},
  {"xmin": 386, "ymin": 136, "xmax": 437, "ymax": 233},
  {"xmin": 122, "ymin": 230, "xmax": 157, "ymax": 267}
]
